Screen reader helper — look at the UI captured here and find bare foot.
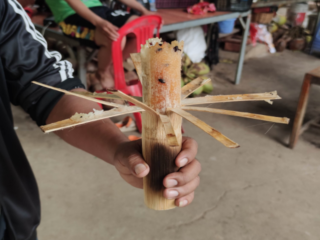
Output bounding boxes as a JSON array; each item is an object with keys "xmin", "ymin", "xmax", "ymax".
[{"xmin": 86, "ymin": 73, "xmax": 103, "ymax": 92}]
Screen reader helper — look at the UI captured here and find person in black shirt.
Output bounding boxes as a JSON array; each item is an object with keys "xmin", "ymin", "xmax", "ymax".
[{"xmin": 0, "ymin": 0, "xmax": 201, "ymax": 240}]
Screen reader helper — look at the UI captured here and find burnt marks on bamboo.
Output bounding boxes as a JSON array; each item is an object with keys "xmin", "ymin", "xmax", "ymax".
[
  {"xmin": 148, "ymin": 143, "xmax": 177, "ymax": 192},
  {"xmin": 173, "ymin": 46, "xmax": 181, "ymax": 52}
]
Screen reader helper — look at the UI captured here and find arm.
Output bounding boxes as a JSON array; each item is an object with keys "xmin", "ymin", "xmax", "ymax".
[
  {"xmin": 1, "ymin": 0, "xmax": 200, "ymax": 207},
  {"xmin": 64, "ymin": 0, "xmax": 119, "ymax": 40},
  {"xmin": 117, "ymin": 0, "xmax": 150, "ymax": 15},
  {"xmin": 64, "ymin": 0, "xmax": 103, "ymax": 26},
  {"xmin": 46, "ymin": 88, "xmax": 128, "ymax": 165},
  {"xmin": 47, "ymin": 89, "xmax": 201, "ymax": 207}
]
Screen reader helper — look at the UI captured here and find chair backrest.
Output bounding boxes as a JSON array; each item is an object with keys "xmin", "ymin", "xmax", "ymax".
[{"xmin": 112, "ymin": 15, "xmax": 162, "ymax": 91}]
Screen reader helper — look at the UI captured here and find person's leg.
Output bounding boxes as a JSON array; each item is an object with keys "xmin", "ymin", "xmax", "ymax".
[
  {"xmin": 122, "ymin": 15, "xmax": 138, "ymax": 60},
  {"xmin": 93, "ymin": 30, "xmax": 114, "ymax": 89},
  {"xmin": 93, "ymin": 15, "xmax": 138, "ymax": 89}
]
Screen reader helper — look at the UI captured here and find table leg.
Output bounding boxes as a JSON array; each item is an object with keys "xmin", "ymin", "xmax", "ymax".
[
  {"xmin": 289, "ymin": 74, "xmax": 313, "ymax": 149},
  {"xmin": 235, "ymin": 13, "xmax": 251, "ymax": 85},
  {"xmin": 77, "ymin": 46, "xmax": 87, "ymax": 89}
]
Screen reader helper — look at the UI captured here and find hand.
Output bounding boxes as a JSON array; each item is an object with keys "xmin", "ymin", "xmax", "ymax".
[
  {"xmin": 141, "ymin": 10, "xmax": 155, "ymax": 16},
  {"xmin": 113, "ymin": 137, "xmax": 201, "ymax": 207},
  {"xmin": 95, "ymin": 19, "xmax": 119, "ymax": 41}
]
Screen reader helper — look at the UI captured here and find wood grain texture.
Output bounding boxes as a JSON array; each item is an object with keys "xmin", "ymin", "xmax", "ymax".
[
  {"xmin": 170, "ymin": 108, "xmax": 239, "ymax": 148},
  {"xmin": 110, "ymin": 90, "xmax": 159, "ymax": 115},
  {"xmin": 156, "ymin": 9, "xmax": 230, "ymax": 25},
  {"xmin": 40, "ymin": 106, "xmax": 144, "ymax": 133},
  {"xmin": 32, "ymin": 81, "xmax": 124, "ymax": 108},
  {"xmin": 159, "ymin": 114, "xmax": 180, "ymax": 147},
  {"xmin": 182, "ymin": 107, "xmax": 290, "ymax": 124},
  {"xmin": 140, "ymin": 40, "xmax": 183, "ymax": 210},
  {"xmin": 130, "ymin": 53, "xmax": 143, "ymax": 83},
  {"xmin": 182, "ymin": 91, "xmax": 281, "ymax": 106},
  {"xmin": 76, "ymin": 91, "xmax": 143, "ymax": 102}
]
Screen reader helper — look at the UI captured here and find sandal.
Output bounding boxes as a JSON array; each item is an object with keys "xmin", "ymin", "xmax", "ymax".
[{"xmin": 115, "ymin": 116, "xmax": 137, "ymax": 132}]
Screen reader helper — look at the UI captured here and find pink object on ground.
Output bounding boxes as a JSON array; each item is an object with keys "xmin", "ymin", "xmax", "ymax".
[{"xmin": 112, "ymin": 15, "xmax": 162, "ymax": 133}]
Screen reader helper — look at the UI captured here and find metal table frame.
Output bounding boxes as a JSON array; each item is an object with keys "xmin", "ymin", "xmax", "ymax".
[{"xmin": 35, "ymin": 10, "xmax": 251, "ymax": 86}]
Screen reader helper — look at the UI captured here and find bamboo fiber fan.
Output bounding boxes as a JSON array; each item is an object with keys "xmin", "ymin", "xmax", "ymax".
[{"xmin": 33, "ymin": 38, "xmax": 289, "ymax": 211}]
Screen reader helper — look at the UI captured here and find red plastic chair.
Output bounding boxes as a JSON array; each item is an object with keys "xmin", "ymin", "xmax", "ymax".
[{"xmin": 112, "ymin": 15, "xmax": 162, "ymax": 133}]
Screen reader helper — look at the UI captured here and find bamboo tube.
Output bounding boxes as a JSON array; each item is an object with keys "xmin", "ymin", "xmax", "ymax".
[{"xmin": 139, "ymin": 38, "xmax": 184, "ymax": 210}]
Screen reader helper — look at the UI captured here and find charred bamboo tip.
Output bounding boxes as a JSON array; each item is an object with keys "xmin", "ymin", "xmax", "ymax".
[{"xmin": 173, "ymin": 46, "xmax": 181, "ymax": 52}]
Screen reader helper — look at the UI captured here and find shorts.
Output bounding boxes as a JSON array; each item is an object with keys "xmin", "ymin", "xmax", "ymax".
[{"xmin": 59, "ymin": 7, "xmax": 134, "ymax": 48}]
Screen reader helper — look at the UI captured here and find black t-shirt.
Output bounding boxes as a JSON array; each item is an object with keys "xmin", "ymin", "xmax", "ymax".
[{"xmin": 0, "ymin": 0, "xmax": 84, "ymax": 239}]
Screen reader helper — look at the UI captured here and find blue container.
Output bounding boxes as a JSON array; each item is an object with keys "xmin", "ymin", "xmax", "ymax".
[
  {"xmin": 311, "ymin": 22, "xmax": 320, "ymax": 54},
  {"xmin": 218, "ymin": 18, "xmax": 236, "ymax": 34}
]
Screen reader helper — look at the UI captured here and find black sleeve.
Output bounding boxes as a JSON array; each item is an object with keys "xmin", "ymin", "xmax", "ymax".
[{"xmin": 0, "ymin": 0, "xmax": 84, "ymax": 126}]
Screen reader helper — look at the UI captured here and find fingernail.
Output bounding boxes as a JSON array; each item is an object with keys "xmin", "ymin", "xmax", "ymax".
[
  {"xmin": 179, "ymin": 158, "xmax": 188, "ymax": 167},
  {"xmin": 166, "ymin": 179, "xmax": 178, "ymax": 188},
  {"xmin": 179, "ymin": 200, "xmax": 188, "ymax": 207},
  {"xmin": 167, "ymin": 190, "xmax": 179, "ymax": 199},
  {"xmin": 134, "ymin": 163, "xmax": 147, "ymax": 175}
]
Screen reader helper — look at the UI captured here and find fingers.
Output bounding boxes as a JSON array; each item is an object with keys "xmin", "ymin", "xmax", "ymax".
[
  {"xmin": 162, "ymin": 137, "xmax": 200, "ymax": 207},
  {"xmin": 163, "ymin": 159, "xmax": 201, "ymax": 188},
  {"xmin": 104, "ymin": 25, "xmax": 119, "ymax": 41},
  {"xmin": 113, "ymin": 140, "xmax": 149, "ymax": 178},
  {"xmin": 175, "ymin": 137, "xmax": 198, "ymax": 168},
  {"xmin": 175, "ymin": 192, "xmax": 194, "ymax": 207},
  {"xmin": 163, "ymin": 176, "xmax": 200, "ymax": 201}
]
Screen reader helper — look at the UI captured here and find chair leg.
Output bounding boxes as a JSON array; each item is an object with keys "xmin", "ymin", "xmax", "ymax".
[
  {"xmin": 289, "ymin": 74, "xmax": 313, "ymax": 149},
  {"xmin": 77, "ymin": 46, "xmax": 87, "ymax": 88}
]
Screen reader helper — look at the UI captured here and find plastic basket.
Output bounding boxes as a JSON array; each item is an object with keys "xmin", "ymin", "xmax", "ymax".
[
  {"xmin": 213, "ymin": 0, "xmax": 253, "ymax": 12},
  {"xmin": 218, "ymin": 18, "xmax": 236, "ymax": 33},
  {"xmin": 311, "ymin": 22, "xmax": 320, "ymax": 54}
]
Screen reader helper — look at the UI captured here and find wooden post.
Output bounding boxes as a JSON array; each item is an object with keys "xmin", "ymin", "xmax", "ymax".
[{"xmin": 140, "ymin": 38, "xmax": 184, "ymax": 210}]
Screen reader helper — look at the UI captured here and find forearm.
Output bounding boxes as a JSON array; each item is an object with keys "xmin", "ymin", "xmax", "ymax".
[
  {"xmin": 65, "ymin": 0, "xmax": 103, "ymax": 26},
  {"xmin": 119, "ymin": 0, "xmax": 148, "ymax": 14},
  {"xmin": 46, "ymin": 89, "xmax": 128, "ymax": 165}
]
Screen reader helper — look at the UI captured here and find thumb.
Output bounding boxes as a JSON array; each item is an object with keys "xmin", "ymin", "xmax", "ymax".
[
  {"xmin": 117, "ymin": 140, "xmax": 149, "ymax": 178},
  {"xmin": 126, "ymin": 153, "xmax": 149, "ymax": 178}
]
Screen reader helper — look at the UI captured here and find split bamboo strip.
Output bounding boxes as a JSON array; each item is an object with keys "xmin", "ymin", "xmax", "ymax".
[
  {"xmin": 32, "ymin": 81, "xmax": 124, "ymax": 108},
  {"xmin": 159, "ymin": 114, "xmax": 180, "ymax": 147},
  {"xmin": 140, "ymin": 38, "xmax": 184, "ymax": 210},
  {"xmin": 182, "ymin": 91, "xmax": 281, "ymax": 106},
  {"xmin": 170, "ymin": 108, "xmax": 239, "ymax": 148},
  {"xmin": 182, "ymin": 107, "xmax": 290, "ymax": 124},
  {"xmin": 109, "ymin": 90, "xmax": 158, "ymax": 115},
  {"xmin": 181, "ymin": 78, "xmax": 211, "ymax": 99},
  {"xmin": 110, "ymin": 90, "xmax": 179, "ymax": 147},
  {"xmin": 130, "ymin": 53, "xmax": 143, "ymax": 83},
  {"xmin": 40, "ymin": 106, "xmax": 144, "ymax": 133},
  {"xmin": 76, "ymin": 91, "xmax": 143, "ymax": 102}
]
